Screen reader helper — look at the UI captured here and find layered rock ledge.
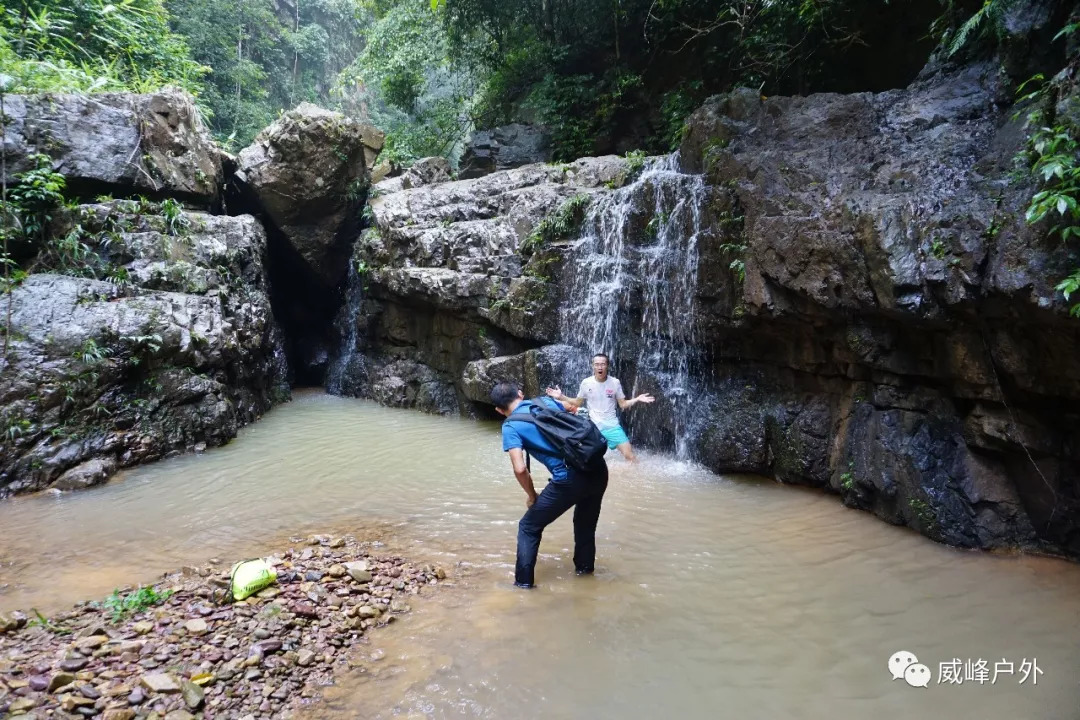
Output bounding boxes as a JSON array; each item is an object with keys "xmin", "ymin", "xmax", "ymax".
[
  {"xmin": 328, "ymin": 156, "xmax": 633, "ymax": 413},
  {"xmin": 0, "ymin": 200, "xmax": 288, "ymax": 496},
  {"xmin": 2, "ymin": 91, "xmax": 223, "ymax": 203}
]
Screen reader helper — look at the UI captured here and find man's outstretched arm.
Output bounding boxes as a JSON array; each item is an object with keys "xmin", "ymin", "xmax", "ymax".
[
  {"xmin": 508, "ymin": 448, "xmax": 537, "ymax": 507},
  {"xmin": 617, "ymin": 392, "xmax": 656, "ymax": 409},
  {"xmin": 544, "ymin": 385, "xmax": 583, "ymax": 409}
]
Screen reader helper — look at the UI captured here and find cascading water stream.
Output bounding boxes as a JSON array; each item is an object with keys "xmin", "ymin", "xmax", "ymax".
[
  {"xmin": 559, "ymin": 153, "xmax": 712, "ymax": 457},
  {"xmin": 325, "ymin": 258, "xmax": 367, "ymax": 395}
]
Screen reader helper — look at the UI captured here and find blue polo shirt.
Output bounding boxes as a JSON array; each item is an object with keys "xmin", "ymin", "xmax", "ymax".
[{"xmin": 502, "ymin": 398, "xmax": 569, "ymax": 483}]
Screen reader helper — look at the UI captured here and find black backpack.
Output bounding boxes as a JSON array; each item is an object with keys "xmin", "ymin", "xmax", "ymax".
[{"xmin": 506, "ymin": 397, "xmax": 608, "ymax": 471}]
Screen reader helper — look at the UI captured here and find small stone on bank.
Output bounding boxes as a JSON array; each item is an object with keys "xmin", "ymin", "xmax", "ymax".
[
  {"xmin": 181, "ymin": 678, "xmax": 204, "ymax": 709},
  {"xmin": 344, "ymin": 561, "xmax": 371, "ymax": 583},
  {"xmin": 140, "ymin": 672, "xmax": 182, "ymax": 694},
  {"xmin": 184, "ymin": 618, "xmax": 208, "ymax": 635}
]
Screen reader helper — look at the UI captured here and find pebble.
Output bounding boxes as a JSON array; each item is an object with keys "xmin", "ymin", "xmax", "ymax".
[
  {"xmin": 8, "ymin": 697, "xmax": 39, "ymax": 712},
  {"xmin": 103, "ymin": 709, "xmax": 136, "ymax": 720},
  {"xmin": 180, "ymin": 679, "xmax": 204, "ymax": 709},
  {"xmin": 140, "ymin": 673, "xmax": 181, "ymax": 694},
  {"xmin": 60, "ymin": 655, "xmax": 90, "ymax": 672},
  {"xmin": 184, "ymin": 618, "xmax": 208, "ymax": 635}
]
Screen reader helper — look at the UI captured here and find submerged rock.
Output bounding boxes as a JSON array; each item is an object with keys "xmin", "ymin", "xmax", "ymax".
[{"xmin": 50, "ymin": 457, "xmax": 117, "ymax": 491}]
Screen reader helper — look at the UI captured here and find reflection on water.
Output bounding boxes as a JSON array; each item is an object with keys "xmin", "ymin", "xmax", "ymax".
[{"xmin": 1, "ymin": 391, "xmax": 1079, "ymax": 720}]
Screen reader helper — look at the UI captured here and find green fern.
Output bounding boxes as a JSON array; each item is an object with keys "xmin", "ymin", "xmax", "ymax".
[{"xmin": 947, "ymin": 0, "xmax": 1014, "ymax": 57}]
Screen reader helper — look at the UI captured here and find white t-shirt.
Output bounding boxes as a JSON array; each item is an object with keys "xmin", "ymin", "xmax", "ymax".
[{"xmin": 578, "ymin": 376, "xmax": 626, "ymax": 430}]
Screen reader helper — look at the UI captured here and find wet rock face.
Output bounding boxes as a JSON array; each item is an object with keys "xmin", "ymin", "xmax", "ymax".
[
  {"xmin": 236, "ymin": 103, "xmax": 385, "ymax": 288},
  {"xmin": 328, "ymin": 156, "xmax": 631, "ymax": 414},
  {"xmin": 461, "ymin": 345, "xmax": 582, "ymax": 405},
  {"xmin": 458, "ymin": 123, "xmax": 552, "ymax": 179},
  {"xmin": 680, "ymin": 61, "xmax": 1080, "ymax": 557},
  {"xmin": 0, "ymin": 202, "xmax": 288, "ymax": 496},
  {"xmin": 2, "ymin": 90, "xmax": 223, "ymax": 202}
]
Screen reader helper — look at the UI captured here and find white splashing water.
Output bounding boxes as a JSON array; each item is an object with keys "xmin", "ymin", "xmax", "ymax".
[{"xmin": 559, "ymin": 153, "xmax": 711, "ymax": 457}]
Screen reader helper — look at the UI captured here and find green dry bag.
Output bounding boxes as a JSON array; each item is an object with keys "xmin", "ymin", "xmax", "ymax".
[{"xmin": 230, "ymin": 558, "xmax": 276, "ymax": 601}]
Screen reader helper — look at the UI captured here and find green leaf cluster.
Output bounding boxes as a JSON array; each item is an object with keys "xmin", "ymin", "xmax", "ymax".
[
  {"xmin": 0, "ymin": 0, "xmax": 207, "ymax": 95},
  {"xmin": 333, "ymin": 0, "xmax": 478, "ymax": 165},
  {"xmin": 522, "ymin": 193, "xmax": 590, "ymax": 255},
  {"xmin": 102, "ymin": 584, "xmax": 173, "ymax": 622},
  {"xmin": 439, "ymin": 0, "xmax": 925, "ymax": 156},
  {"xmin": 1015, "ymin": 21, "xmax": 1080, "ymax": 317},
  {"xmin": 168, "ymin": 0, "xmax": 370, "ymax": 147}
]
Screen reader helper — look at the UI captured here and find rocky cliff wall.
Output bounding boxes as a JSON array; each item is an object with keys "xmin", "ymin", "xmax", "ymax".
[
  {"xmin": 0, "ymin": 201, "xmax": 289, "ymax": 495},
  {"xmin": 2, "ymin": 90, "xmax": 224, "ymax": 204},
  {"xmin": 678, "ymin": 61, "xmax": 1079, "ymax": 557},
  {"xmin": 328, "ymin": 156, "xmax": 634, "ymax": 413},
  {"xmin": 1, "ymin": 91, "xmax": 388, "ymax": 496},
  {"xmin": 0, "ymin": 92, "xmax": 291, "ymax": 496},
  {"xmin": 336, "ymin": 60, "xmax": 1080, "ymax": 559}
]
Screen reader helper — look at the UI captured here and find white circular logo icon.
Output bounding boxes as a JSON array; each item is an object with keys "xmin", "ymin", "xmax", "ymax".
[{"xmin": 904, "ymin": 663, "xmax": 931, "ymax": 688}]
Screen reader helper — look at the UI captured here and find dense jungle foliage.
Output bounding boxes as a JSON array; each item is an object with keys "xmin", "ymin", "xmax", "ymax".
[
  {"xmin": 2, "ymin": 0, "xmax": 1007, "ymax": 155},
  {"xmin": 0, "ymin": 1, "xmax": 1077, "ymax": 302}
]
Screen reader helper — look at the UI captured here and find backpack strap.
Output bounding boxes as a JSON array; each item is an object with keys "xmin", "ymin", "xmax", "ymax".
[{"xmin": 503, "ymin": 406, "xmax": 536, "ymax": 472}]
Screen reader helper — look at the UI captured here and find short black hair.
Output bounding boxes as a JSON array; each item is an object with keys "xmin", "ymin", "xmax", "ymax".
[
  {"xmin": 592, "ymin": 353, "xmax": 610, "ymax": 364},
  {"xmin": 490, "ymin": 382, "xmax": 521, "ymax": 410}
]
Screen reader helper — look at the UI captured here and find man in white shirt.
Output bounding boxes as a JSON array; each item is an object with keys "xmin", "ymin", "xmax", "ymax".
[{"xmin": 545, "ymin": 353, "xmax": 655, "ymax": 462}]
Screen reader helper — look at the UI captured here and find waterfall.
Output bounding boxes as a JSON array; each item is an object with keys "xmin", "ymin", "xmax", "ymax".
[
  {"xmin": 559, "ymin": 153, "xmax": 711, "ymax": 458},
  {"xmin": 325, "ymin": 258, "xmax": 367, "ymax": 396}
]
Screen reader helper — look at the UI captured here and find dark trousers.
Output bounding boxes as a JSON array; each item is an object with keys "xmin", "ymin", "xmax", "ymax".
[{"xmin": 515, "ymin": 462, "xmax": 609, "ymax": 586}]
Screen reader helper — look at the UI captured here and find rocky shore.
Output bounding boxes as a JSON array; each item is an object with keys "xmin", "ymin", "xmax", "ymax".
[{"xmin": 0, "ymin": 535, "xmax": 446, "ymax": 719}]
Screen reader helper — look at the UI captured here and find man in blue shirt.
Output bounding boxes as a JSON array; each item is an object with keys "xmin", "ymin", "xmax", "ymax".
[{"xmin": 491, "ymin": 382, "xmax": 609, "ymax": 589}]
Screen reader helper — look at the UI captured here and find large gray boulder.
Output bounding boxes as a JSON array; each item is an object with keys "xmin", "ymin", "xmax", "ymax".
[
  {"xmin": 328, "ymin": 156, "xmax": 634, "ymax": 413},
  {"xmin": 0, "ymin": 202, "xmax": 288, "ymax": 496},
  {"xmin": 236, "ymin": 103, "xmax": 384, "ymax": 287},
  {"xmin": 458, "ymin": 124, "xmax": 552, "ymax": 179},
  {"xmin": 2, "ymin": 90, "xmax": 223, "ymax": 202}
]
